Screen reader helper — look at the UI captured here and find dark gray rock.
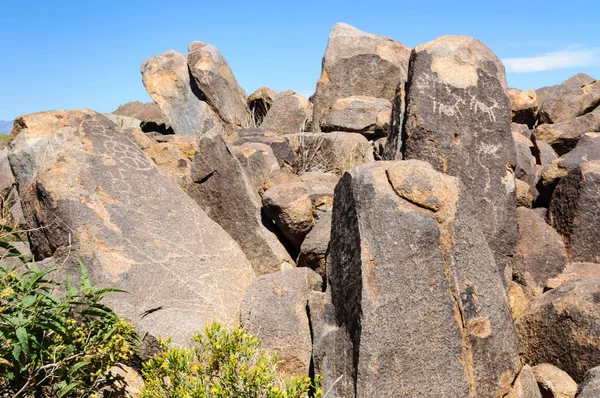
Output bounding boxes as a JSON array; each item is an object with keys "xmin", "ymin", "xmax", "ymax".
[
  {"xmin": 549, "ymin": 160, "xmax": 600, "ymax": 263},
  {"xmin": 8, "ymin": 110, "xmax": 255, "ymax": 345},
  {"xmin": 534, "ymin": 110, "xmax": 600, "ymax": 155},
  {"xmin": 232, "ymin": 128, "xmax": 297, "ymax": 169},
  {"xmin": 187, "ymin": 131, "xmax": 293, "ymax": 275},
  {"xmin": 516, "ymin": 278, "xmax": 600, "ymax": 382},
  {"xmin": 233, "ymin": 142, "xmax": 280, "ymax": 194},
  {"xmin": 320, "ymin": 96, "xmax": 392, "ymax": 138},
  {"xmin": 538, "ymin": 73, "xmax": 600, "ymax": 124},
  {"xmin": 297, "ymin": 209, "xmax": 331, "ymax": 277},
  {"xmin": 393, "ymin": 35, "xmax": 517, "ymax": 287},
  {"xmin": 533, "ymin": 139, "xmax": 559, "ymax": 166},
  {"xmin": 514, "ymin": 132, "xmax": 537, "ymax": 187},
  {"xmin": 311, "ymin": 23, "xmax": 410, "ymax": 132},
  {"xmin": 188, "ymin": 41, "xmax": 250, "ymax": 128},
  {"xmin": 240, "ymin": 268, "xmax": 322, "ymax": 377},
  {"xmin": 577, "ymin": 366, "xmax": 600, "ymax": 398},
  {"xmin": 316, "ymin": 160, "xmax": 520, "ymax": 397},
  {"xmin": 260, "ymin": 90, "xmax": 312, "ymax": 135},
  {"xmin": 248, "ymin": 87, "xmax": 277, "ymax": 126}
]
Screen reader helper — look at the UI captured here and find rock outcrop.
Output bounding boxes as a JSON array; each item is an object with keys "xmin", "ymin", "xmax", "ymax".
[
  {"xmin": 538, "ymin": 73, "xmax": 600, "ymax": 124},
  {"xmin": 314, "ymin": 160, "xmax": 520, "ymax": 397},
  {"xmin": 311, "ymin": 23, "xmax": 410, "ymax": 132},
  {"xmin": 391, "ymin": 35, "xmax": 517, "ymax": 287},
  {"xmin": 319, "ymin": 96, "xmax": 392, "ymax": 138},
  {"xmin": 260, "ymin": 90, "xmax": 312, "ymax": 135},
  {"xmin": 8, "ymin": 109, "xmax": 255, "ymax": 345}
]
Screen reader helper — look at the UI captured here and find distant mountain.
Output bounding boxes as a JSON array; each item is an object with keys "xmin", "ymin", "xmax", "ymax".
[{"xmin": 0, "ymin": 120, "xmax": 13, "ymax": 134}]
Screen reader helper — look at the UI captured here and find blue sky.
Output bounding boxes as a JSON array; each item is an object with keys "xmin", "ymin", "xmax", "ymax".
[{"xmin": 1, "ymin": 0, "xmax": 599, "ymax": 121}]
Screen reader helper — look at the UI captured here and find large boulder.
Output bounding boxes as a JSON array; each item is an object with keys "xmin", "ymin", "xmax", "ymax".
[
  {"xmin": 547, "ymin": 263, "xmax": 600, "ymax": 290},
  {"xmin": 394, "ymin": 35, "xmax": 517, "ymax": 287},
  {"xmin": 319, "ymin": 95, "xmax": 392, "ymax": 138},
  {"xmin": 531, "ymin": 364, "xmax": 578, "ymax": 398},
  {"xmin": 516, "ymin": 279, "xmax": 600, "ymax": 382},
  {"xmin": 513, "ymin": 207, "xmax": 568, "ymax": 296},
  {"xmin": 232, "ymin": 128, "xmax": 296, "ymax": 168},
  {"xmin": 240, "ymin": 268, "xmax": 322, "ymax": 377},
  {"xmin": 297, "ymin": 209, "xmax": 331, "ymax": 277},
  {"xmin": 533, "ymin": 109, "xmax": 600, "ymax": 155},
  {"xmin": 316, "ymin": 160, "xmax": 521, "ymax": 397},
  {"xmin": 141, "ymin": 50, "xmax": 223, "ymax": 138},
  {"xmin": 577, "ymin": 366, "xmax": 600, "ymax": 398},
  {"xmin": 285, "ymin": 132, "xmax": 374, "ymax": 175},
  {"xmin": 187, "ymin": 131, "xmax": 293, "ymax": 275},
  {"xmin": 8, "ymin": 110, "xmax": 255, "ymax": 345},
  {"xmin": 549, "ymin": 160, "xmax": 600, "ymax": 263},
  {"xmin": 187, "ymin": 41, "xmax": 250, "ymax": 128},
  {"xmin": 260, "ymin": 90, "xmax": 312, "ymax": 135},
  {"xmin": 311, "ymin": 23, "xmax": 411, "ymax": 132},
  {"xmin": 506, "ymin": 366, "xmax": 543, "ymax": 398},
  {"xmin": 143, "ymin": 141, "xmax": 195, "ymax": 190},
  {"xmin": 508, "ymin": 88, "xmax": 539, "ymax": 128},
  {"xmin": 538, "ymin": 73, "xmax": 600, "ymax": 124},
  {"xmin": 232, "ymin": 142, "xmax": 280, "ymax": 194}
]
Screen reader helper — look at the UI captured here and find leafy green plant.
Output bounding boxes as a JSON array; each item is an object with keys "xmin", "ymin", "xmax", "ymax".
[
  {"xmin": 141, "ymin": 322, "xmax": 322, "ymax": 398},
  {"xmin": 0, "ymin": 256, "xmax": 139, "ymax": 397}
]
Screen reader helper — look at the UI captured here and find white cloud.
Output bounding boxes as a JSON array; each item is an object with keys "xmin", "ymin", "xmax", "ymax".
[{"xmin": 502, "ymin": 49, "xmax": 600, "ymax": 73}]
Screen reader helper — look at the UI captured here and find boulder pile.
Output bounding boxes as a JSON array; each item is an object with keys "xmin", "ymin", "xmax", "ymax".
[{"xmin": 3, "ymin": 22, "xmax": 600, "ymax": 397}]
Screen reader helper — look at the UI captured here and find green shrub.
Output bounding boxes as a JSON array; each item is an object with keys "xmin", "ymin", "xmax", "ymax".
[
  {"xmin": 0, "ymin": 255, "xmax": 139, "ymax": 397},
  {"xmin": 141, "ymin": 322, "xmax": 322, "ymax": 398}
]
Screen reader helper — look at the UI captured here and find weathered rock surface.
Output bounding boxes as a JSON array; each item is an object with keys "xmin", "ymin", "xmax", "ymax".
[
  {"xmin": 514, "ymin": 132, "xmax": 537, "ymax": 187},
  {"xmin": 113, "ymin": 101, "xmax": 168, "ymax": 134},
  {"xmin": 297, "ymin": 209, "xmax": 331, "ymax": 277},
  {"xmin": 187, "ymin": 131, "xmax": 293, "ymax": 275},
  {"xmin": 506, "ymin": 365, "xmax": 543, "ymax": 398},
  {"xmin": 188, "ymin": 41, "xmax": 250, "ymax": 128},
  {"xmin": 577, "ymin": 366, "xmax": 600, "ymax": 398},
  {"xmin": 233, "ymin": 142, "xmax": 280, "ymax": 194},
  {"xmin": 516, "ymin": 279, "xmax": 600, "ymax": 382},
  {"xmin": 513, "ymin": 207, "xmax": 568, "ymax": 296},
  {"xmin": 285, "ymin": 132, "xmax": 374, "ymax": 175},
  {"xmin": 533, "ymin": 139, "xmax": 559, "ymax": 166},
  {"xmin": 311, "ymin": 23, "xmax": 411, "ymax": 132},
  {"xmin": 8, "ymin": 109, "xmax": 255, "ymax": 345},
  {"xmin": 508, "ymin": 88, "xmax": 539, "ymax": 128},
  {"xmin": 549, "ymin": 160, "xmax": 600, "ymax": 263},
  {"xmin": 320, "ymin": 96, "xmax": 392, "ymax": 138},
  {"xmin": 538, "ymin": 73, "xmax": 600, "ymax": 124},
  {"xmin": 547, "ymin": 263, "xmax": 600, "ymax": 290},
  {"xmin": 537, "ymin": 133, "xmax": 600, "ymax": 205},
  {"xmin": 233, "ymin": 128, "xmax": 296, "ymax": 168},
  {"xmin": 516, "ymin": 179, "xmax": 534, "ymax": 208},
  {"xmin": 513, "ymin": 122, "xmax": 533, "ymax": 139},
  {"xmin": 262, "ymin": 178, "xmax": 335, "ymax": 251},
  {"xmin": 397, "ymin": 35, "xmax": 517, "ymax": 287},
  {"xmin": 240, "ymin": 268, "xmax": 322, "ymax": 377},
  {"xmin": 534, "ymin": 110, "xmax": 600, "ymax": 155},
  {"xmin": 143, "ymin": 141, "xmax": 195, "ymax": 190},
  {"xmin": 260, "ymin": 90, "xmax": 311, "ymax": 135},
  {"xmin": 532, "ymin": 364, "xmax": 578, "ymax": 398},
  {"xmin": 248, "ymin": 87, "xmax": 277, "ymax": 126},
  {"xmin": 141, "ymin": 50, "xmax": 223, "ymax": 138},
  {"xmin": 99, "ymin": 364, "xmax": 144, "ymax": 398},
  {"xmin": 316, "ymin": 160, "xmax": 520, "ymax": 397}
]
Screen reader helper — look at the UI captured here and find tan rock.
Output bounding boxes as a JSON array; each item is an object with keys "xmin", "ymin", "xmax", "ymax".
[
  {"xmin": 532, "ymin": 364, "xmax": 578, "ymax": 398},
  {"xmin": 261, "ymin": 90, "xmax": 312, "ymax": 135}
]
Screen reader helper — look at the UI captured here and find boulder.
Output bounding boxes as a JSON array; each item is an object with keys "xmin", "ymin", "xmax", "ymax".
[
  {"xmin": 538, "ymin": 73, "xmax": 600, "ymax": 124},
  {"xmin": 508, "ymin": 88, "xmax": 539, "ymax": 128},
  {"xmin": 188, "ymin": 41, "xmax": 250, "ymax": 128},
  {"xmin": 317, "ymin": 160, "xmax": 520, "ymax": 397},
  {"xmin": 233, "ymin": 142, "xmax": 280, "ymax": 194},
  {"xmin": 187, "ymin": 131, "xmax": 293, "ymax": 275},
  {"xmin": 513, "ymin": 207, "xmax": 568, "ymax": 296},
  {"xmin": 506, "ymin": 365, "xmax": 543, "ymax": 398},
  {"xmin": 260, "ymin": 90, "xmax": 312, "ymax": 135},
  {"xmin": 395, "ymin": 35, "xmax": 517, "ymax": 287},
  {"xmin": 512, "ymin": 122, "xmax": 533, "ymax": 139},
  {"xmin": 248, "ymin": 87, "xmax": 277, "ymax": 126},
  {"xmin": 8, "ymin": 110, "xmax": 255, "ymax": 345},
  {"xmin": 262, "ymin": 178, "xmax": 336, "ymax": 251},
  {"xmin": 537, "ymin": 133, "xmax": 600, "ymax": 205},
  {"xmin": 297, "ymin": 209, "xmax": 331, "ymax": 277},
  {"xmin": 547, "ymin": 263, "xmax": 600, "ymax": 290},
  {"xmin": 143, "ymin": 142, "xmax": 194, "ymax": 190},
  {"xmin": 531, "ymin": 364, "xmax": 578, "ymax": 398},
  {"xmin": 533, "ymin": 110, "xmax": 600, "ymax": 155},
  {"xmin": 113, "ymin": 101, "xmax": 169, "ymax": 134},
  {"xmin": 0, "ymin": 145, "xmax": 15, "ymax": 198},
  {"xmin": 549, "ymin": 160, "xmax": 600, "ymax": 263},
  {"xmin": 577, "ymin": 366, "xmax": 600, "ymax": 398},
  {"xmin": 240, "ymin": 268, "xmax": 322, "ymax": 377},
  {"xmin": 319, "ymin": 96, "xmax": 392, "ymax": 138},
  {"xmin": 141, "ymin": 50, "xmax": 224, "ymax": 138},
  {"xmin": 533, "ymin": 139, "xmax": 559, "ymax": 166},
  {"xmin": 514, "ymin": 132, "xmax": 537, "ymax": 187},
  {"xmin": 311, "ymin": 23, "xmax": 411, "ymax": 132},
  {"xmin": 516, "ymin": 279, "xmax": 600, "ymax": 382},
  {"xmin": 285, "ymin": 132, "xmax": 374, "ymax": 175},
  {"xmin": 99, "ymin": 364, "xmax": 144, "ymax": 398},
  {"xmin": 103, "ymin": 113, "xmax": 142, "ymax": 130},
  {"xmin": 233, "ymin": 128, "xmax": 296, "ymax": 168},
  {"xmin": 516, "ymin": 179, "xmax": 534, "ymax": 208}
]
